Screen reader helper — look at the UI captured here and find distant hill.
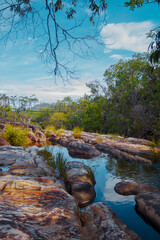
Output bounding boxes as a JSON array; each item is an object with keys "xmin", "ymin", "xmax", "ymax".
[{"xmin": 32, "ymin": 103, "xmax": 53, "ymax": 110}]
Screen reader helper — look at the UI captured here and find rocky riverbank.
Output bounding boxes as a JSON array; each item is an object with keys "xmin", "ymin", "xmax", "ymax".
[
  {"xmin": 50, "ymin": 130, "xmax": 159, "ymax": 164},
  {"xmin": 0, "ymin": 146, "xmax": 141, "ymax": 239}
]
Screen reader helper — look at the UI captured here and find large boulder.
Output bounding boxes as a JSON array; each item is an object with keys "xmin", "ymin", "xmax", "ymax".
[
  {"xmin": 66, "ymin": 161, "xmax": 96, "ymax": 207},
  {"xmin": 28, "ymin": 131, "xmax": 46, "ymax": 142},
  {"xmin": 81, "ymin": 202, "xmax": 141, "ymax": 240},
  {"xmin": 0, "ymin": 146, "xmax": 83, "ymax": 239},
  {"xmin": 135, "ymin": 192, "xmax": 160, "ymax": 230},
  {"xmin": 68, "ymin": 142, "xmax": 100, "ymax": 159},
  {"xmin": 114, "ymin": 182, "xmax": 158, "ymax": 196}
]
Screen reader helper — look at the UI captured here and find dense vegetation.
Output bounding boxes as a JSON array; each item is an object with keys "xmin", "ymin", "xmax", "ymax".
[{"xmin": 0, "ymin": 53, "xmax": 160, "ymax": 140}]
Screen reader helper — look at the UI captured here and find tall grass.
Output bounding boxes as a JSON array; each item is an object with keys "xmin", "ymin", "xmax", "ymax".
[
  {"xmin": 2, "ymin": 124, "xmax": 29, "ymax": 146},
  {"xmin": 55, "ymin": 151, "xmax": 67, "ymax": 182},
  {"xmin": 40, "ymin": 146, "xmax": 67, "ymax": 181},
  {"xmin": 40, "ymin": 145, "xmax": 56, "ymax": 168},
  {"xmin": 73, "ymin": 127, "xmax": 83, "ymax": 138}
]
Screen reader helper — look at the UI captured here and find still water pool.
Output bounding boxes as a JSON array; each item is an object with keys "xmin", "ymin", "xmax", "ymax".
[{"xmin": 36, "ymin": 145, "xmax": 160, "ymax": 240}]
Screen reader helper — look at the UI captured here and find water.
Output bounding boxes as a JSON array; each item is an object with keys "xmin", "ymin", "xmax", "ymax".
[{"xmin": 37, "ymin": 145, "xmax": 160, "ymax": 240}]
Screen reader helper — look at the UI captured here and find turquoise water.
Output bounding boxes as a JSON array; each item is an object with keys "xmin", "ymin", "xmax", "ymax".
[{"xmin": 40, "ymin": 145, "xmax": 160, "ymax": 240}]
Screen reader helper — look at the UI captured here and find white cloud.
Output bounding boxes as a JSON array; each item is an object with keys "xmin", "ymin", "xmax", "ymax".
[
  {"xmin": 109, "ymin": 54, "xmax": 132, "ymax": 60},
  {"xmin": 109, "ymin": 54, "xmax": 123, "ymax": 60},
  {"xmin": 101, "ymin": 21, "xmax": 154, "ymax": 53}
]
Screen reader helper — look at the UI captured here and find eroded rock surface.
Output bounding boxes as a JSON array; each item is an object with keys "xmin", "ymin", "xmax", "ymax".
[
  {"xmin": 115, "ymin": 182, "xmax": 158, "ymax": 196},
  {"xmin": 96, "ymin": 143, "xmax": 152, "ymax": 164},
  {"xmin": 0, "ymin": 146, "xmax": 82, "ymax": 240},
  {"xmin": 81, "ymin": 202, "xmax": 141, "ymax": 240},
  {"xmin": 68, "ymin": 142, "xmax": 100, "ymax": 159},
  {"xmin": 135, "ymin": 192, "xmax": 160, "ymax": 230},
  {"xmin": 28, "ymin": 131, "xmax": 46, "ymax": 142},
  {"xmin": 0, "ymin": 136, "xmax": 10, "ymax": 146},
  {"xmin": 66, "ymin": 161, "xmax": 96, "ymax": 207}
]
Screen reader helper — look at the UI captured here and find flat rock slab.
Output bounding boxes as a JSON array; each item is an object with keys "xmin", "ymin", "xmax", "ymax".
[
  {"xmin": 66, "ymin": 161, "xmax": 96, "ymax": 207},
  {"xmin": 81, "ymin": 202, "xmax": 141, "ymax": 240},
  {"xmin": 96, "ymin": 143, "xmax": 152, "ymax": 165},
  {"xmin": 115, "ymin": 182, "xmax": 159, "ymax": 196},
  {"xmin": 67, "ymin": 142, "xmax": 100, "ymax": 159},
  {"xmin": 0, "ymin": 146, "xmax": 82, "ymax": 240},
  {"xmin": 135, "ymin": 192, "xmax": 160, "ymax": 230}
]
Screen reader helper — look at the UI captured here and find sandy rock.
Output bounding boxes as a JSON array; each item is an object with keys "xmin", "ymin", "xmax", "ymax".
[
  {"xmin": 126, "ymin": 137, "xmax": 153, "ymax": 146},
  {"xmin": 135, "ymin": 192, "xmax": 160, "ymax": 230},
  {"xmin": 66, "ymin": 161, "xmax": 96, "ymax": 207},
  {"xmin": 114, "ymin": 182, "xmax": 158, "ymax": 196},
  {"xmin": 28, "ymin": 131, "xmax": 46, "ymax": 142},
  {"xmin": 68, "ymin": 142, "xmax": 100, "ymax": 159},
  {"xmin": 0, "ymin": 146, "xmax": 83, "ymax": 239},
  {"xmin": 96, "ymin": 143, "xmax": 152, "ymax": 164},
  {"xmin": 81, "ymin": 202, "xmax": 141, "ymax": 240},
  {"xmin": 50, "ymin": 134, "xmax": 61, "ymax": 144},
  {"xmin": 0, "ymin": 136, "xmax": 10, "ymax": 146}
]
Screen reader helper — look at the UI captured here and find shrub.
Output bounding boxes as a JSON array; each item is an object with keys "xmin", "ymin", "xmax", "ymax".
[
  {"xmin": 39, "ymin": 145, "xmax": 56, "ymax": 168},
  {"xmin": 55, "ymin": 128, "xmax": 65, "ymax": 137},
  {"xmin": 41, "ymin": 146, "xmax": 67, "ymax": 181},
  {"xmin": 73, "ymin": 127, "xmax": 83, "ymax": 138},
  {"xmin": 95, "ymin": 133, "xmax": 103, "ymax": 143},
  {"xmin": 2, "ymin": 124, "xmax": 29, "ymax": 146},
  {"xmin": 87, "ymin": 167, "xmax": 95, "ymax": 184},
  {"xmin": 45, "ymin": 125, "xmax": 57, "ymax": 137},
  {"xmin": 108, "ymin": 133, "xmax": 119, "ymax": 139},
  {"xmin": 55, "ymin": 151, "xmax": 67, "ymax": 182}
]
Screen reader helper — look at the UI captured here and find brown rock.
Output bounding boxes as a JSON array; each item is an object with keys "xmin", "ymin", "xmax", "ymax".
[
  {"xmin": 68, "ymin": 142, "xmax": 100, "ymax": 159},
  {"xmin": 0, "ymin": 146, "xmax": 83, "ymax": 239},
  {"xmin": 135, "ymin": 192, "xmax": 160, "ymax": 230},
  {"xmin": 96, "ymin": 143, "xmax": 152, "ymax": 165},
  {"xmin": 0, "ymin": 136, "xmax": 10, "ymax": 146},
  {"xmin": 114, "ymin": 182, "xmax": 158, "ymax": 196},
  {"xmin": 81, "ymin": 202, "xmax": 141, "ymax": 240},
  {"xmin": 28, "ymin": 131, "xmax": 46, "ymax": 142},
  {"xmin": 66, "ymin": 161, "xmax": 96, "ymax": 207}
]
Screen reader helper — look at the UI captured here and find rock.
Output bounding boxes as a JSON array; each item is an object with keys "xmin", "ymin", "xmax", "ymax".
[
  {"xmin": 28, "ymin": 123, "xmax": 41, "ymax": 133},
  {"xmin": 0, "ymin": 136, "xmax": 10, "ymax": 146},
  {"xmin": 135, "ymin": 192, "xmax": 160, "ymax": 230},
  {"xmin": 28, "ymin": 131, "xmax": 46, "ymax": 142},
  {"xmin": 96, "ymin": 143, "xmax": 152, "ymax": 165},
  {"xmin": 0, "ymin": 146, "xmax": 83, "ymax": 239},
  {"xmin": 66, "ymin": 161, "xmax": 96, "ymax": 207},
  {"xmin": 126, "ymin": 137, "xmax": 153, "ymax": 146},
  {"xmin": 68, "ymin": 142, "xmax": 100, "ymax": 159},
  {"xmin": 59, "ymin": 137, "xmax": 69, "ymax": 147},
  {"xmin": 50, "ymin": 134, "xmax": 61, "ymax": 144},
  {"xmin": 114, "ymin": 182, "xmax": 158, "ymax": 196},
  {"xmin": 81, "ymin": 202, "xmax": 141, "ymax": 240}
]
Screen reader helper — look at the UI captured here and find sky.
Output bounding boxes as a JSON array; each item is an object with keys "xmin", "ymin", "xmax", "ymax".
[{"xmin": 0, "ymin": 0, "xmax": 160, "ymax": 103}]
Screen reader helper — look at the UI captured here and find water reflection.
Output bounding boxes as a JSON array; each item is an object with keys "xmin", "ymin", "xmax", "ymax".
[
  {"xmin": 30, "ymin": 144, "xmax": 160, "ymax": 240},
  {"xmin": 105, "ymin": 157, "xmax": 160, "ymax": 189}
]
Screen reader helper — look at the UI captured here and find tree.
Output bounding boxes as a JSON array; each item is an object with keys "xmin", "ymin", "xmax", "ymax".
[
  {"xmin": 125, "ymin": 0, "xmax": 160, "ymax": 65},
  {"xmin": 0, "ymin": 0, "xmax": 107, "ymax": 80}
]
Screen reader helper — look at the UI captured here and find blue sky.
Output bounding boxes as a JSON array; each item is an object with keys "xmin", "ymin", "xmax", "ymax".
[{"xmin": 0, "ymin": 1, "xmax": 159, "ymax": 103}]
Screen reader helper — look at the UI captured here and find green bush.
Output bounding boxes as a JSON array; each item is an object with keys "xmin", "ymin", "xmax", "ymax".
[
  {"xmin": 39, "ymin": 145, "xmax": 56, "ymax": 168},
  {"xmin": 2, "ymin": 124, "xmax": 29, "ymax": 146},
  {"xmin": 55, "ymin": 128, "xmax": 65, "ymax": 137},
  {"xmin": 73, "ymin": 127, "xmax": 83, "ymax": 138},
  {"xmin": 41, "ymin": 146, "xmax": 67, "ymax": 181},
  {"xmin": 45, "ymin": 125, "xmax": 57, "ymax": 138},
  {"xmin": 55, "ymin": 151, "xmax": 67, "ymax": 182}
]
